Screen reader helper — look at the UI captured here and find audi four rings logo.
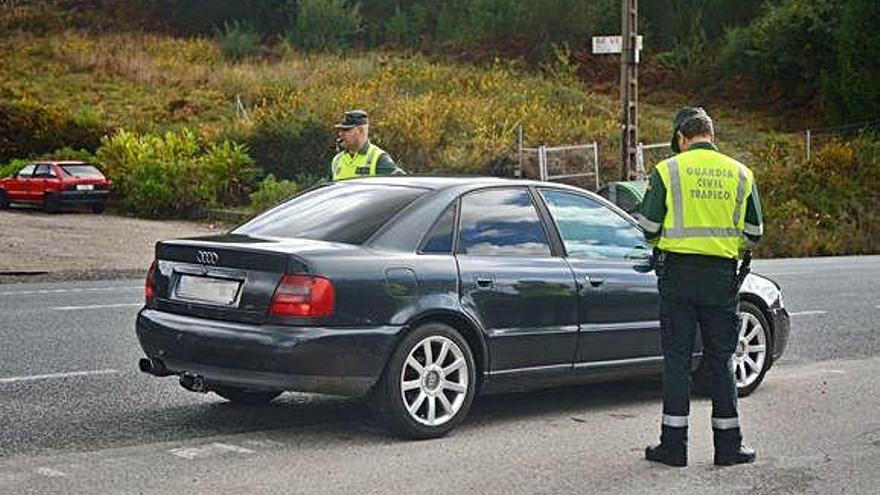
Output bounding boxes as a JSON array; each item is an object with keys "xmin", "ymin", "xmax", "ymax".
[{"xmin": 195, "ymin": 250, "xmax": 219, "ymax": 265}]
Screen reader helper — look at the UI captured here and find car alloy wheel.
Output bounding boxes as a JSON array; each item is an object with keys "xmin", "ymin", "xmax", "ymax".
[
  {"xmin": 400, "ymin": 334, "xmax": 469, "ymax": 427},
  {"xmin": 692, "ymin": 301, "xmax": 772, "ymax": 397},
  {"xmin": 732, "ymin": 301, "xmax": 773, "ymax": 396},
  {"xmin": 372, "ymin": 322, "xmax": 476, "ymax": 439},
  {"xmin": 734, "ymin": 306, "xmax": 767, "ymax": 389}
]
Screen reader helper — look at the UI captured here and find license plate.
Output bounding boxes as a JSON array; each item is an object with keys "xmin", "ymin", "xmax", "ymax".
[
  {"xmin": 176, "ymin": 275, "xmax": 241, "ymax": 305},
  {"xmin": 77, "ymin": 184, "xmax": 94, "ymax": 191}
]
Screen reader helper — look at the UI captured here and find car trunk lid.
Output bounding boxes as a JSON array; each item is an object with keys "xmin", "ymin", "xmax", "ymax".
[{"xmin": 151, "ymin": 234, "xmax": 348, "ymax": 325}]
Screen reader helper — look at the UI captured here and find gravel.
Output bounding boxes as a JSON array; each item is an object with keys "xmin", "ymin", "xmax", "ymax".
[{"xmin": 0, "ymin": 207, "xmax": 225, "ymax": 284}]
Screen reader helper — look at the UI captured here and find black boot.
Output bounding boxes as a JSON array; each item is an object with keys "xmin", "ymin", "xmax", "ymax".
[
  {"xmin": 714, "ymin": 445, "xmax": 756, "ymax": 466},
  {"xmin": 645, "ymin": 426, "xmax": 687, "ymax": 467},
  {"xmin": 645, "ymin": 444, "xmax": 687, "ymax": 467},
  {"xmin": 714, "ymin": 427, "xmax": 755, "ymax": 466}
]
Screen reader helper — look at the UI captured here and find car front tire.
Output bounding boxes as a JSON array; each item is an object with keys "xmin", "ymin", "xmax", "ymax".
[
  {"xmin": 90, "ymin": 202, "xmax": 106, "ymax": 214},
  {"xmin": 371, "ymin": 322, "xmax": 477, "ymax": 439},
  {"xmin": 732, "ymin": 301, "xmax": 772, "ymax": 396},
  {"xmin": 212, "ymin": 385, "xmax": 282, "ymax": 405},
  {"xmin": 693, "ymin": 300, "xmax": 772, "ymax": 397},
  {"xmin": 0, "ymin": 190, "xmax": 8, "ymax": 210}
]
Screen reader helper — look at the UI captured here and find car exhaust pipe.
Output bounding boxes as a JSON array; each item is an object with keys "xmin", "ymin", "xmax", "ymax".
[
  {"xmin": 138, "ymin": 357, "xmax": 171, "ymax": 376},
  {"xmin": 179, "ymin": 372, "xmax": 208, "ymax": 393}
]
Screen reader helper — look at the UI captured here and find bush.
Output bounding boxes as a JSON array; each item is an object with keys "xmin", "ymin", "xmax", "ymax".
[
  {"xmin": 214, "ymin": 20, "xmax": 261, "ymax": 61},
  {"xmin": 0, "ymin": 100, "xmax": 107, "ymax": 163},
  {"xmin": 248, "ymin": 174, "xmax": 301, "ymax": 213},
  {"xmin": 752, "ymin": 136, "xmax": 880, "ymax": 257},
  {"xmin": 718, "ymin": 0, "xmax": 838, "ymax": 107},
  {"xmin": 0, "ymin": 158, "xmax": 29, "ymax": 179},
  {"xmin": 95, "ymin": 128, "xmax": 256, "ymax": 217},
  {"xmin": 247, "ymin": 113, "xmax": 334, "ymax": 181},
  {"xmin": 288, "ymin": 0, "xmax": 361, "ymax": 52}
]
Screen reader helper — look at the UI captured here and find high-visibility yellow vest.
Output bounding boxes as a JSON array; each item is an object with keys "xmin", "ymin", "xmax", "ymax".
[
  {"xmin": 655, "ymin": 148, "xmax": 754, "ymax": 258},
  {"xmin": 331, "ymin": 143, "xmax": 385, "ymax": 180}
]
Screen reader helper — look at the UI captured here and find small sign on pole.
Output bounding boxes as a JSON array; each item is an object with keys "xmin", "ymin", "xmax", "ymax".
[{"xmin": 591, "ymin": 35, "xmax": 643, "ymax": 55}]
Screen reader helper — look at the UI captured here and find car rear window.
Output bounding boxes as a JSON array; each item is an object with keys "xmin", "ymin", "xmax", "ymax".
[
  {"xmin": 233, "ymin": 183, "xmax": 429, "ymax": 244},
  {"xmin": 60, "ymin": 164, "xmax": 105, "ymax": 178}
]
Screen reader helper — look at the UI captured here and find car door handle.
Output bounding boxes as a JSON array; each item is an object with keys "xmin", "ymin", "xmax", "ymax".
[
  {"xmin": 475, "ymin": 276, "xmax": 495, "ymax": 289},
  {"xmin": 585, "ymin": 275, "xmax": 605, "ymax": 287}
]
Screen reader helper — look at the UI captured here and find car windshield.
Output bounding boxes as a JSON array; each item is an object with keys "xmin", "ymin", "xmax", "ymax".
[
  {"xmin": 233, "ymin": 182, "xmax": 429, "ymax": 244},
  {"xmin": 60, "ymin": 164, "xmax": 105, "ymax": 178}
]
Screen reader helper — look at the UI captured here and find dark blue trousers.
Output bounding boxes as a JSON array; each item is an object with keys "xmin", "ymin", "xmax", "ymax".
[{"xmin": 657, "ymin": 253, "xmax": 743, "ymax": 453}]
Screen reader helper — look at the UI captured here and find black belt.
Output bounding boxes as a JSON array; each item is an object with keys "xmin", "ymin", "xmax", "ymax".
[{"xmin": 661, "ymin": 251, "xmax": 737, "ymax": 268}]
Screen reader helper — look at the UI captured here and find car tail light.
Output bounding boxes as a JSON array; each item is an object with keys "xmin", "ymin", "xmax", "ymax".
[
  {"xmin": 269, "ymin": 275, "xmax": 335, "ymax": 317},
  {"xmin": 145, "ymin": 260, "xmax": 157, "ymax": 303}
]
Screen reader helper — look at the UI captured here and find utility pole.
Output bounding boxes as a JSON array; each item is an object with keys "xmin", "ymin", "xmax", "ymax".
[{"xmin": 620, "ymin": 0, "xmax": 639, "ymax": 181}]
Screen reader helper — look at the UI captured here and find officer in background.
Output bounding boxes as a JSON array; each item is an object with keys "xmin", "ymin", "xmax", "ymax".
[
  {"xmin": 331, "ymin": 109, "xmax": 404, "ymax": 180},
  {"xmin": 634, "ymin": 107, "xmax": 764, "ymax": 467}
]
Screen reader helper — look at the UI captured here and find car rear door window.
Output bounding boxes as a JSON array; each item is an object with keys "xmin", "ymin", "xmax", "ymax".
[
  {"xmin": 233, "ymin": 183, "xmax": 428, "ymax": 244},
  {"xmin": 420, "ymin": 201, "xmax": 457, "ymax": 254},
  {"xmin": 539, "ymin": 189, "xmax": 645, "ymax": 259},
  {"xmin": 458, "ymin": 188, "xmax": 551, "ymax": 257}
]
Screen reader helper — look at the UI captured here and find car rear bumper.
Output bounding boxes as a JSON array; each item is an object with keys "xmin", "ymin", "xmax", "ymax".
[
  {"xmin": 769, "ymin": 306, "xmax": 790, "ymax": 361},
  {"xmin": 60, "ymin": 190, "xmax": 108, "ymax": 204},
  {"xmin": 136, "ymin": 308, "xmax": 404, "ymax": 397}
]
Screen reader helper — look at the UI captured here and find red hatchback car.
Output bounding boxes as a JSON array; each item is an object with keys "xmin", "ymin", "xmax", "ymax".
[{"xmin": 0, "ymin": 161, "xmax": 111, "ymax": 213}]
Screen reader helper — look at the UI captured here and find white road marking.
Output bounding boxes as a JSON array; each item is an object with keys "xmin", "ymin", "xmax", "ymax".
[
  {"xmin": 52, "ymin": 303, "xmax": 142, "ymax": 311},
  {"xmin": 789, "ymin": 310, "xmax": 828, "ymax": 316},
  {"xmin": 36, "ymin": 467, "xmax": 66, "ymax": 478},
  {"xmin": 0, "ymin": 286, "xmax": 141, "ymax": 296},
  {"xmin": 757, "ymin": 271, "xmax": 811, "ymax": 276},
  {"xmin": 169, "ymin": 443, "xmax": 255, "ymax": 460},
  {"xmin": 0, "ymin": 369, "xmax": 119, "ymax": 384},
  {"xmin": 243, "ymin": 439, "xmax": 285, "ymax": 448}
]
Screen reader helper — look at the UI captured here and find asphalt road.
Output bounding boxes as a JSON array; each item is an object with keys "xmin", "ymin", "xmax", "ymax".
[{"xmin": 1, "ymin": 255, "xmax": 878, "ymax": 494}]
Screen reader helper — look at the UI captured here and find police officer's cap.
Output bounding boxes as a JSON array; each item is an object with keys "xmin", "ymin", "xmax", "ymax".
[
  {"xmin": 335, "ymin": 110, "xmax": 369, "ymax": 129},
  {"xmin": 671, "ymin": 107, "xmax": 712, "ymax": 153}
]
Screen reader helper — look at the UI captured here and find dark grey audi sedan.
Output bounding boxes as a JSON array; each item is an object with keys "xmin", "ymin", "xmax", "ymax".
[{"xmin": 136, "ymin": 176, "xmax": 789, "ymax": 438}]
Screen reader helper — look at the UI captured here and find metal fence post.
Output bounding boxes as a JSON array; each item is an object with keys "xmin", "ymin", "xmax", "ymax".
[
  {"xmin": 516, "ymin": 124, "xmax": 523, "ymax": 178},
  {"xmin": 806, "ymin": 129, "xmax": 811, "ymax": 161},
  {"xmin": 538, "ymin": 145, "xmax": 547, "ymax": 181},
  {"xmin": 592, "ymin": 142, "xmax": 600, "ymax": 190}
]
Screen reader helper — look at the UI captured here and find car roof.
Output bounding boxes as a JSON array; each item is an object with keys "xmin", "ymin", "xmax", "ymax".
[{"xmin": 340, "ymin": 175, "xmax": 590, "ymax": 194}]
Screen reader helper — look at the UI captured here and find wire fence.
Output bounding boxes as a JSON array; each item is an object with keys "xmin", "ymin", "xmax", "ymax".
[{"xmin": 803, "ymin": 119, "xmax": 880, "ymax": 160}]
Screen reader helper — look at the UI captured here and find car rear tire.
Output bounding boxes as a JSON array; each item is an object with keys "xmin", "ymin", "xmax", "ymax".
[
  {"xmin": 90, "ymin": 202, "xmax": 106, "ymax": 214},
  {"xmin": 693, "ymin": 300, "xmax": 772, "ymax": 397},
  {"xmin": 43, "ymin": 193, "xmax": 60, "ymax": 214},
  {"xmin": 370, "ymin": 322, "xmax": 477, "ymax": 439},
  {"xmin": 0, "ymin": 190, "xmax": 8, "ymax": 210},
  {"xmin": 212, "ymin": 385, "xmax": 282, "ymax": 405}
]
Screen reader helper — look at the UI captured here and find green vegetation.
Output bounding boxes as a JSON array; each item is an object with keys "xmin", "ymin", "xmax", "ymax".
[
  {"xmin": 752, "ymin": 136, "xmax": 880, "ymax": 257},
  {"xmin": 95, "ymin": 129, "xmax": 256, "ymax": 217},
  {"xmin": 248, "ymin": 174, "xmax": 302, "ymax": 213},
  {"xmin": 0, "ymin": 2, "xmax": 877, "ymax": 257}
]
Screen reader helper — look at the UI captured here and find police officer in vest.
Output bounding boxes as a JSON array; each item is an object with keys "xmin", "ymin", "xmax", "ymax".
[
  {"xmin": 332, "ymin": 110, "xmax": 404, "ymax": 180},
  {"xmin": 635, "ymin": 107, "xmax": 764, "ymax": 467}
]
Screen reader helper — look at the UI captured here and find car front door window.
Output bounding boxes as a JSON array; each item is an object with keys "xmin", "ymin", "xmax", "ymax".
[
  {"xmin": 539, "ymin": 189, "xmax": 645, "ymax": 259},
  {"xmin": 17, "ymin": 165, "xmax": 35, "ymax": 179}
]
